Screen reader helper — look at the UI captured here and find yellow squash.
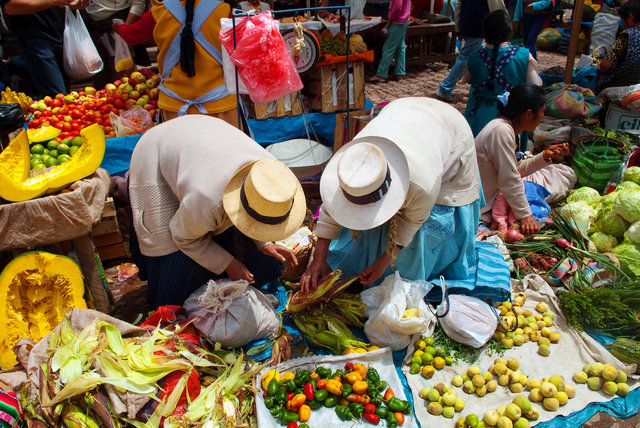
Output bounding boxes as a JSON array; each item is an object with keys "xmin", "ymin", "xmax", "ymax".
[
  {"xmin": 0, "ymin": 124, "xmax": 105, "ymax": 202},
  {"xmin": 0, "ymin": 251, "xmax": 87, "ymax": 369}
]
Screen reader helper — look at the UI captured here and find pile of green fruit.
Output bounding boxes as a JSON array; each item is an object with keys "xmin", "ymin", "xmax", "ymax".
[
  {"xmin": 319, "ymin": 38, "xmax": 347, "ymax": 55},
  {"xmin": 409, "ymin": 337, "xmax": 454, "ymax": 379},
  {"xmin": 419, "ymin": 382, "xmax": 465, "ymax": 419},
  {"xmin": 29, "ymin": 135, "xmax": 83, "ymax": 171},
  {"xmin": 573, "ymin": 362, "xmax": 631, "ymax": 397}
]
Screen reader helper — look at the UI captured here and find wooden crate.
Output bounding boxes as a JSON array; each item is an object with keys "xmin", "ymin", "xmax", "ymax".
[
  {"xmin": 91, "ymin": 197, "xmax": 126, "ymax": 262},
  {"xmin": 302, "ymin": 62, "xmax": 365, "ymax": 113},
  {"xmin": 333, "ymin": 108, "xmax": 372, "ymax": 152},
  {"xmin": 246, "ymin": 91, "xmax": 304, "ymax": 120}
]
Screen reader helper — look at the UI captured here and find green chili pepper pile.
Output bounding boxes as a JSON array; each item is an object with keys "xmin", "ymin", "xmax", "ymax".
[{"xmin": 259, "ymin": 362, "xmax": 411, "ymax": 426}]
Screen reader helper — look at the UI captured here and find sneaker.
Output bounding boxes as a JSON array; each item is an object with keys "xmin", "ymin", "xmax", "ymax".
[
  {"xmin": 368, "ymin": 75, "xmax": 388, "ymax": 84},
  {"xmin": 434, "ymin": 90, "xmax": 453, "ymax": 102}
]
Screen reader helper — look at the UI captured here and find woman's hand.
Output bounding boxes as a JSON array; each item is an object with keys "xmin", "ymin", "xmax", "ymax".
[
  {"xmin": 299, "ymin": 237, "xmax": 331, "ymax": 293},
  {"xmin": 226, "ymin": 259, "xmax": 254, "ymax": 283},
  {"xmin": 542, "ymin": 143, "xmax": 570, "ymax": 161},
  {"xmin": 519, "ymin": 215, "xmax": 540, "ymax": 236},
  {"xmin": 360, "ymin": 252, "xmax": 391, "ymax": 285},
  {"xmin": 261, "ymin": 243, "xmax": 298, "ymax": 266}
]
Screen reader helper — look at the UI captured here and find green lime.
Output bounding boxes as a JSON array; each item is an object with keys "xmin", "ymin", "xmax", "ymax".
[
  {"xmin": 71, "ymin": 136, "xmax": 83, "ymax": 146},
  {"xmin": 30, "ymin": 158, "xmax": 42, "ymax": 168},
  {"xmin": 60, "ymin": 138, "xmax": 72, "ymax": 147},
  {"xmin": 30, "ymin": 153, "xmax": 42, "ymax": 161},
  {"xmin": 47, "ymin": 140, "xmax": 59, "ymax": 150},
  {"xmin": 31, "ymin": 163, "xmax": 45, "ymax": 170},
  {"xmin": 43, "ymin": 157, "xmax": 58, "ymax": 168},
  {"xmin": 43, "ymin": 148, "xmax": 49, "ymax": 155},
  {"xmin": 424, "ymin": 337, "xmax": 435, "ymax": 346},
  {"xmin": 41, "ymin": 154, "xmax": 51, "ymax": 163},
  {"xmin": 57, "ymin": 143, "xmax": 70, "ymax": 155},
  {"xmin": 69, "ymin": 145, "xmax": 80, "ymax": 156},
  {"xmin": 425, "ymin": 346, "xmax": 436, "ymax": 356},
  {"xmin": 49, "ymin": 149, "xmax": 59, "ymax": 158},
  {"xmin": 445, "ymin": 356, "xmax": 454, "ymax": 366},
  {"xmin": 421, "ymin": 352, "xmax": 434, "ymax": 365},
  {"xmin": 435, "ymin": 348, "xmax": 446, "ymax": 358},
  {"xmin": 30, "ymin": 144, "xmax": 45, "ymax": 155},
  {"xmin": 410, "ymin": 362, "xmax": 421, "ymax": 375},
  {"xmin": 57, "ymin": 154, "xmax": 71, "ymax": 163},
  {"xmin": 411, "ymin": 355, "xmax": 422, "ymax": 365}
]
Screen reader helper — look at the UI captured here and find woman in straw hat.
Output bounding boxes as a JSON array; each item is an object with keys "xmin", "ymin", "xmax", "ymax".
[
  {"xmin": 301, "ymin": 97, "xmax": 483, "ymax": 291},
  {"xmin": 129, "ymin": 115, "xmax": 306, "ymax": 307}
]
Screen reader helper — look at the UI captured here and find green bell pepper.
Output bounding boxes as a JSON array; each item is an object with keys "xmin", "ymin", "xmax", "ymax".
[
  {"xmin": 386, "ymin": 413, "xmax": 398, "ymax": 428},
  {"xmin": 335, "ymin": 405, "xmax": 355, "ymax": 421},
  {"xmin": 375, "ymin": 381, "xmax": 388, "ymax": 392},
  {"xmin": 374, "ymin": 406, "xmax": 389, "ymax": 419},
  {"xmin": 349, "ymin": 402, "xmax": 364, "ymax": 418},
  {"xmin": 281, "ymin": 380, "xmax": 297, "ymax": 392},
  {"xmin": 274, "ymin": 388, "xmax": 288, "ymax": 404},
  {"xmin": 294, "ymin": 370, "xmax": 311, "ymax": 387},
  {"xmin": 314, "ymin": 389, "xmax": 328, "ymax": 402},
  {"xmin": 316, "ymin": 366, "xmax": 331, "ymax": 379},
  {"xmin": 367, "ymin": 368, "xmax": 380, "ymax": 383},
  {"xmin": 307, "ymin": 399, "xmax": 322, "ymax": 410},
  {"xmin": 264, "ymin": 397, "xmax": 274, "ymax": 409},
  {"xmin": 267, "ymin": 378, "xmax": 279, "ymax": 396},
  {"xmin": 341, "ymin": 383, "xmax": 353, "ymax": 398},
  {"xmin": 278, "ymin": 409, "xmax": 299, "ymax": 425},
  {"xmin": 324, "ymin": 396, "xmax": 339, "ymax": 408},
  {"xmin": 387, "ymin": 397, "xmax": 406, "ymax": 412}
]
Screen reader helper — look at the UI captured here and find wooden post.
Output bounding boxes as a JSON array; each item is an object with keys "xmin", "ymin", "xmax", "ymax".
[{"xmin": 563, "ymin": 0, "xmax": 585, "ymax": 84}]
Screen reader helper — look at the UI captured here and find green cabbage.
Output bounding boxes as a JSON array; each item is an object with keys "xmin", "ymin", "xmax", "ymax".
[
  {"xmin": 561, "ymin": 201, "xmax": 596, "ymax": 236},
  {"xmin": 623, "ymin": 166, "xmax": 640, "ymax": 185},
  {"xmin": 612, "ymin": 243, "xmax": 640, "ymax": 278},
  {"xmin": 589, "ymin": 232, "xmax": 618, "ymax": 253},
  {"xmin": 612, "ymin": 190, "xmax": 640, "ymax": 223},
  {"xmin": 596, "ymin": 212, "xmax": 629, "ymax": 239},
  {"xmin": 616, "ymin": 181, "xmax": 640, "ymax": 192},
  {"xmin": 625, "ymin": 221, "xmax": 640, "ymax": 244},
  {"xmin": 566, "ymin": 187, "xmax": 601, "ymax": 205}
]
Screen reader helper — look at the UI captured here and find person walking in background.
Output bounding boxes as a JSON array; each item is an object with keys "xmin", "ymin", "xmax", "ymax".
[
  {"xmin": 462, "ymin": 9, "xmax": 541, "ymax": 136},
  {"xmin": 521, "ymin": 0, "xmax": 555, "ymax": 60},
  {"xmin": 2, "ymin": 0, "xmax": 89, "ymax": 97},
  {"xmin": 435, "ymin": 0, "xmax": 505, "ymax": 101},
  {"xmin": 367, "ymin": 0, "xmax": 411, "ymax": 83}
]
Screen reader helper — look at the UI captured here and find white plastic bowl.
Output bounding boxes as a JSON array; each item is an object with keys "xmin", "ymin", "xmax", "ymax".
[{"xmin": 266, "ymin": 139, "xmax": 333, "ymax": 179}]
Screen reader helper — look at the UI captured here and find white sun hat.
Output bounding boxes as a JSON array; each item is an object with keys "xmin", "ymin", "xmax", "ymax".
[{"xmin": 320, "ymin": 138, "xmax": 410, "ymax": 230}]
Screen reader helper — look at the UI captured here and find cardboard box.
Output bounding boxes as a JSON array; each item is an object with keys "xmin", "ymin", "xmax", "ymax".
[
  {"xmin": 247, "ymin": 91, "xmax": 303, "ymax": 120},
  {"xmin": 303, "ymin": 63, "xmax": 365, "ymax": 113},
  {"xmin": 605, "ymin": 103, "xmax": 640, "ymax": 132}
]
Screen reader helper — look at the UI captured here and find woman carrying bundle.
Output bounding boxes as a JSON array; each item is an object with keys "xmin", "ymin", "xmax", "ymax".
[{"xmin": 463, "ymin": 9, "xmax": 542, "ymax": 137}]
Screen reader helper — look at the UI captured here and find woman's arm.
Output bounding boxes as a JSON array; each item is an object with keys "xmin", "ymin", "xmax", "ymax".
[
  {"xmin": 4, "ymin": 0, "xmax": 88, "ymax": 14},
  {"xmin": 114, "ymin": 9, "xmax": 155, "ymax": 46},
  {"xmin": 599, "ymin": 34, "xmax": 627, "ymax": 72}
]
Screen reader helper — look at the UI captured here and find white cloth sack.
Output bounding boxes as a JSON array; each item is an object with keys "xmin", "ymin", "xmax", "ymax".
[
  {"xmin": 183, "ymin": 279, "xmax": 280, "ymax": 348},
  {"xmin": 589, "ymin": 12, "xmax": 620, "ymax": 53},
  {"xmin": 437, "ymin": 292, "xmax": 497, "ymax": 348},
  {"xmin": 524, "ymin": 163, "xmax": 577, "ymax": 203},
  {"xmin": 63, "ymin": 7, "xmax": 103, "ymax": 79},
  {"xmin": 361, "ymin": 272, "xmax": 436, "ymax": 351}
]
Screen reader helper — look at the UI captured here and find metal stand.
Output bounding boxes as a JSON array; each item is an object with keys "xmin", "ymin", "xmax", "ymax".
[{"xmin": 231, "ymin": 6, "xmax": 353, "ymax": 139}]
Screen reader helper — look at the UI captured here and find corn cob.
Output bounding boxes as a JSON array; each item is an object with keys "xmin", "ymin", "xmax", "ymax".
[
  {"xmin": 286, "ymin": 270, "xmax": 359, "ymax": 313},
  {"xmin": 60, "ymin": 403, "xmax": 101, "ymax": 428}
]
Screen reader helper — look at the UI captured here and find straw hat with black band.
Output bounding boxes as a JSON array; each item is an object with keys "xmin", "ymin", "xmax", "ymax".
[
  {"xmin": 223, "ymin": 158, "xmax": 306, "ymax": 242},
  {"xmin": 320, "ymin": 138, "xmax": 410, "ymax": 231}
]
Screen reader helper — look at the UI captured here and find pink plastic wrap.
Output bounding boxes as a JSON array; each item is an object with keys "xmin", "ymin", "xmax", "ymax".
[{"xmin": 220, "ymin": 11, "xmax": 303, "ymax": 104}]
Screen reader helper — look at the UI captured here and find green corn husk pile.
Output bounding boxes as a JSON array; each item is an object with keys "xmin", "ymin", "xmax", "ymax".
[
  {"xmin": 20, "ymin": 316, "xmax": 264, "ymax": 428},
  {"xmin": 285, "ymin": 270, "xmax": 369, "ymax": 354}
]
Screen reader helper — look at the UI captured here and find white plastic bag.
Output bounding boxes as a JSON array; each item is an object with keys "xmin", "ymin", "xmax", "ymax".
[
  {"xmin": 109, "ymin": 106, "xmax": 153, "ymax": 137},
  {"xmin": 183, "ymin": 279, "xmax": 280, "ymax": 348},
  {"xmin": 63, "ymin": 7, "xmax": 103, "ymax": 79},
  {"xmin": 361, "ymin": 272, "xmax": 436, "ymax": 351},
  {"xmin": 113, "ymin": 33, "xmax": 133, "ymax": 72},
  {"xmin": 432, "ymin": 278, "xmax": 497, "ymax": 348}
]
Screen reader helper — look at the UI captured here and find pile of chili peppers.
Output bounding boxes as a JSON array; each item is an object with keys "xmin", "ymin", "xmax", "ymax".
[{"xmin": 261, "ymin": 362, "xmax": 412, "ymax": 427}]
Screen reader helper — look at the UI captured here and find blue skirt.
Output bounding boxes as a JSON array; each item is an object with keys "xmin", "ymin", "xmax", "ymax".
[{"xmin": 326, "ymin": 200, "xmax": 481, "ymax": 286}]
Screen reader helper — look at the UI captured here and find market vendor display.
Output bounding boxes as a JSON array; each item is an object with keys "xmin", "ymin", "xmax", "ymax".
[
  {"xmin": 301, "ymin": 97, "xmax": 484, "ymax": 290},
  {"xmin": 475, "ymin": 83, "xmax": 569, "ymax": 236},
  {"xmin": 128, "ymin": 115, "xmax": 306, "ymax": 307}
]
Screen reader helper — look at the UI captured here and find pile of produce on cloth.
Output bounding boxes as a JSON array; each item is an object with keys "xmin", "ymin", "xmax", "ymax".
[{"xmin": 26, "ymin": 69, "xmax": 159, "ymax": 139}]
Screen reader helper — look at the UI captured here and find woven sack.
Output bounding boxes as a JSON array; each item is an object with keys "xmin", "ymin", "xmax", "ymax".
[{"xmin": 571, "ymin": 133, "xmax": 626, "ymax": 192}]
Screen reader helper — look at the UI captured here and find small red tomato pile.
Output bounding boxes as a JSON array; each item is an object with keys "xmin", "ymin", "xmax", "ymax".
[{"xmin": 27, "ymin": 69, "xmax": 160, "ymax": 139}]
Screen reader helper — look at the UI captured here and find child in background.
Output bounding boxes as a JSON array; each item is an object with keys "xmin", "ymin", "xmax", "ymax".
[{"xmin": 368, "ymin": 0, "xmax": 411, "ymax": 83}]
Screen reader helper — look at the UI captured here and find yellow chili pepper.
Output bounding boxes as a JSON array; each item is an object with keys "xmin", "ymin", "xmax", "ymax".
[
  {"xmin": 326, "ymin": 379, "xmax": 343, "ymax": 396},
  {"xmin": 345, "ymin": 372, "xmax": 363, "ymax": 385},
  {"xmin": 310, "ymin": 371, "xmax": 320, "ymax": 382},
  {"xmin": 352, "ymin": 380, "xmax": 369, "ymax": 395},
  {"xmin": 291, "ymin": 393, "xmax": 307, "ymax": 408},
  {"xmin": 261, "ymin": 369, "xmax": 280, "ymax": 391},
  {"xmin": 280, "ymin": 371, "xmax": 295, "ymax": 382},
  {"xmin": 361, "ymin": 394, "xmax": 371, "ymax": 405},
  {"xmin": 298, "ymin": 404, "xmax": 311, "ymax": 422},
  {"xmin": 339, "ymin": 398, "xmax": 350, "ymax": 406},
  {"xmin": 352, "ymin": 363, "xmax": 367, "ymax": 379}
]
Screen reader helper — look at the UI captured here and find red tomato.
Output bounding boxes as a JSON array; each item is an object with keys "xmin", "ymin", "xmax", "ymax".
[
  {"xmin": 40, "ymin": 121, "xmax": 50, "ymax": 127},
  {"xmin": 113, "ymin": 99, "xmax": 124, "ymax": 109},
  {"xmin": 83, "ymin": 120, "xmax": 93, "ymax": 127},
  {"xmin": 53, "ymin": 122, "xmax": 64, "ymax": 130},
  {"xmin": 54, "ymin": 137, "xmax": 62, "ymax": 142},
  {"xmin": 110, "ymin": 107, "xmax": 119, "ymax": 115},
  {"xmin": 49, "ymin": 115, "xmax": 59, "ymax": 123},
  {"xmin": 96, "ymin": 99, "xmax": 106, "ymax": 108},
  {"xmin": 42, "ymin": 110, "xmax": 53, "ymax": 117},
  {"xmin": 62, "ymin": 122, "xmax": 72, "ymax": 131},
  {"xmin": 95, "ymin": 118, "xmax": 103, "ymax": 125},
  {"xmin": 33, "ymin": 111, "xmax": 42, "ymax": 119},
  {"xmin": 59, "ymin": 131, "xmax": 71, "ymax": 139},
  {"xmin": 103, "ymin": 119, "xmax": 112, "ymax": 127},
  {"xmin": 59, "ymin": 106, "xmax": 69, "ymax": 115},
  {"xmin": 71, "ymin": 123, "xmax": 82, "ymax": 132},
  {"xmin": 51, "ymin": 98, "xmax": 62, "ymax": 108},
  {"xmin": 100, "ymin": 105, "xmax": 110, "ymax": 114},
  {"xmin": 27, "ymin": 119, "xmax": 40, "ymax": 128},
  {"xmin": 70, "ymin": 109, "xmax": 82, "ymax": 119},
  {"xmin": 107, "ymin": 131, "xmax": 116, "ymax": 138}
]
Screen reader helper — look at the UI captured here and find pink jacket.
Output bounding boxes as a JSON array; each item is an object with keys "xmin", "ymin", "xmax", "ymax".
[{"xmin": 388, "ymin": 0, "xmax": 411, "ymax": 23}]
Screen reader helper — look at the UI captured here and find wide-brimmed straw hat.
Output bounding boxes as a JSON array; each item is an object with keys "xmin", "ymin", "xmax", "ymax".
[
  {"xmin": 320, "ymin": 138, "xmax": 410, "ymax": 230},
  {"xmin": 223, "ymin": 158, "xmax": 306, "ymax": 242}
]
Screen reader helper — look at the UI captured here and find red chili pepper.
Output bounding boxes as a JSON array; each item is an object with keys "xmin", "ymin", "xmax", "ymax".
[
  {"xmin": 344, "ymin": 362, "xmax": 354, "ymax": 371},
  {"xmin": 287, "ymin": 422, "xmax": 298, "ymax": 428},
  {"xmin": 303, "ymin": 383, "xmax": 315, "ymax": 401},
  {"xmin": 364, "ymin": 404, "xmax": 376, "ymax": 414},
  {"xmin": 317, "ymin": 379, "xmax": 328, "ymax": 390},
  {"xmin": 346, "ymin": 394, "xmax": 363, "ymax": 403},
  {"xmin": 363, "ymin": 413, "xmax": 381, "ymax": 425},
  {"xmin": 287, "ymin": 391, "xmax": 295, "ymax": 401},
  {"xmin": 394, "ymin": 411, "xmax": 405, "ymax": 425},
  {"xmin": 383, "ymin": 388, "xmax": 395, "ymax": 401}
]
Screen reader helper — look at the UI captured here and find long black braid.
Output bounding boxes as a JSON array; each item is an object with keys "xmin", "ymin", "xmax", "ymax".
[
  {"xmin": 180, "ymin": 0, "xmax": 197, "ymax": 77},
  {"xmin": 482, "ymin": 10, "xmax": 512, "ymax": 90}
]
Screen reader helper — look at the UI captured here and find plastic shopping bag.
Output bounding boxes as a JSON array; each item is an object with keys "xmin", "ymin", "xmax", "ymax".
[
  {"xmin": 432, "ymin": 277, "xmax": 497, "ymax": 348},
  {"xmin": 109, "ymin": 106, "xmax": 153, "ymax": 137},
  {"xmin": 183, "ymin": 279, "xmax": 280, "ymax": 348},
  {"xmin": 63, "ymin": 7, "xmax": 103, "ymax": 79},
  {"xmin": 360, "ymin": 272, "xmax": 436, "ymax": 351},
  {"xmin": 113, "ymin": 33, "xmax": 133, "ymax": 72},
  {"xmin": 219, "ymin": 11, "xmax": 303, "ymax": 104}
]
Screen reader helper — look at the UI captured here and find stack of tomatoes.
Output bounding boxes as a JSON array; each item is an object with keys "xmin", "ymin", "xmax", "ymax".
[{"xmin": 27, "ymin": 69, "xmax": 160, "ymax": 139}]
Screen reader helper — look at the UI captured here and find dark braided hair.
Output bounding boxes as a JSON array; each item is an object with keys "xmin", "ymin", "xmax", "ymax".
[
  {"xmin": 482, "ymin": 10, "xmax": 512, "ymax": 90},
  {"xmin": 497, "ymin": 83, "xmax": 545, "ymax": 120},
  {"xmin": 180, "ymin": 0, "xmax": 196, "ymax": 77},
  {"xmin": 619, "ymin": 0, "xmax": 640, "ymax": 23}
]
